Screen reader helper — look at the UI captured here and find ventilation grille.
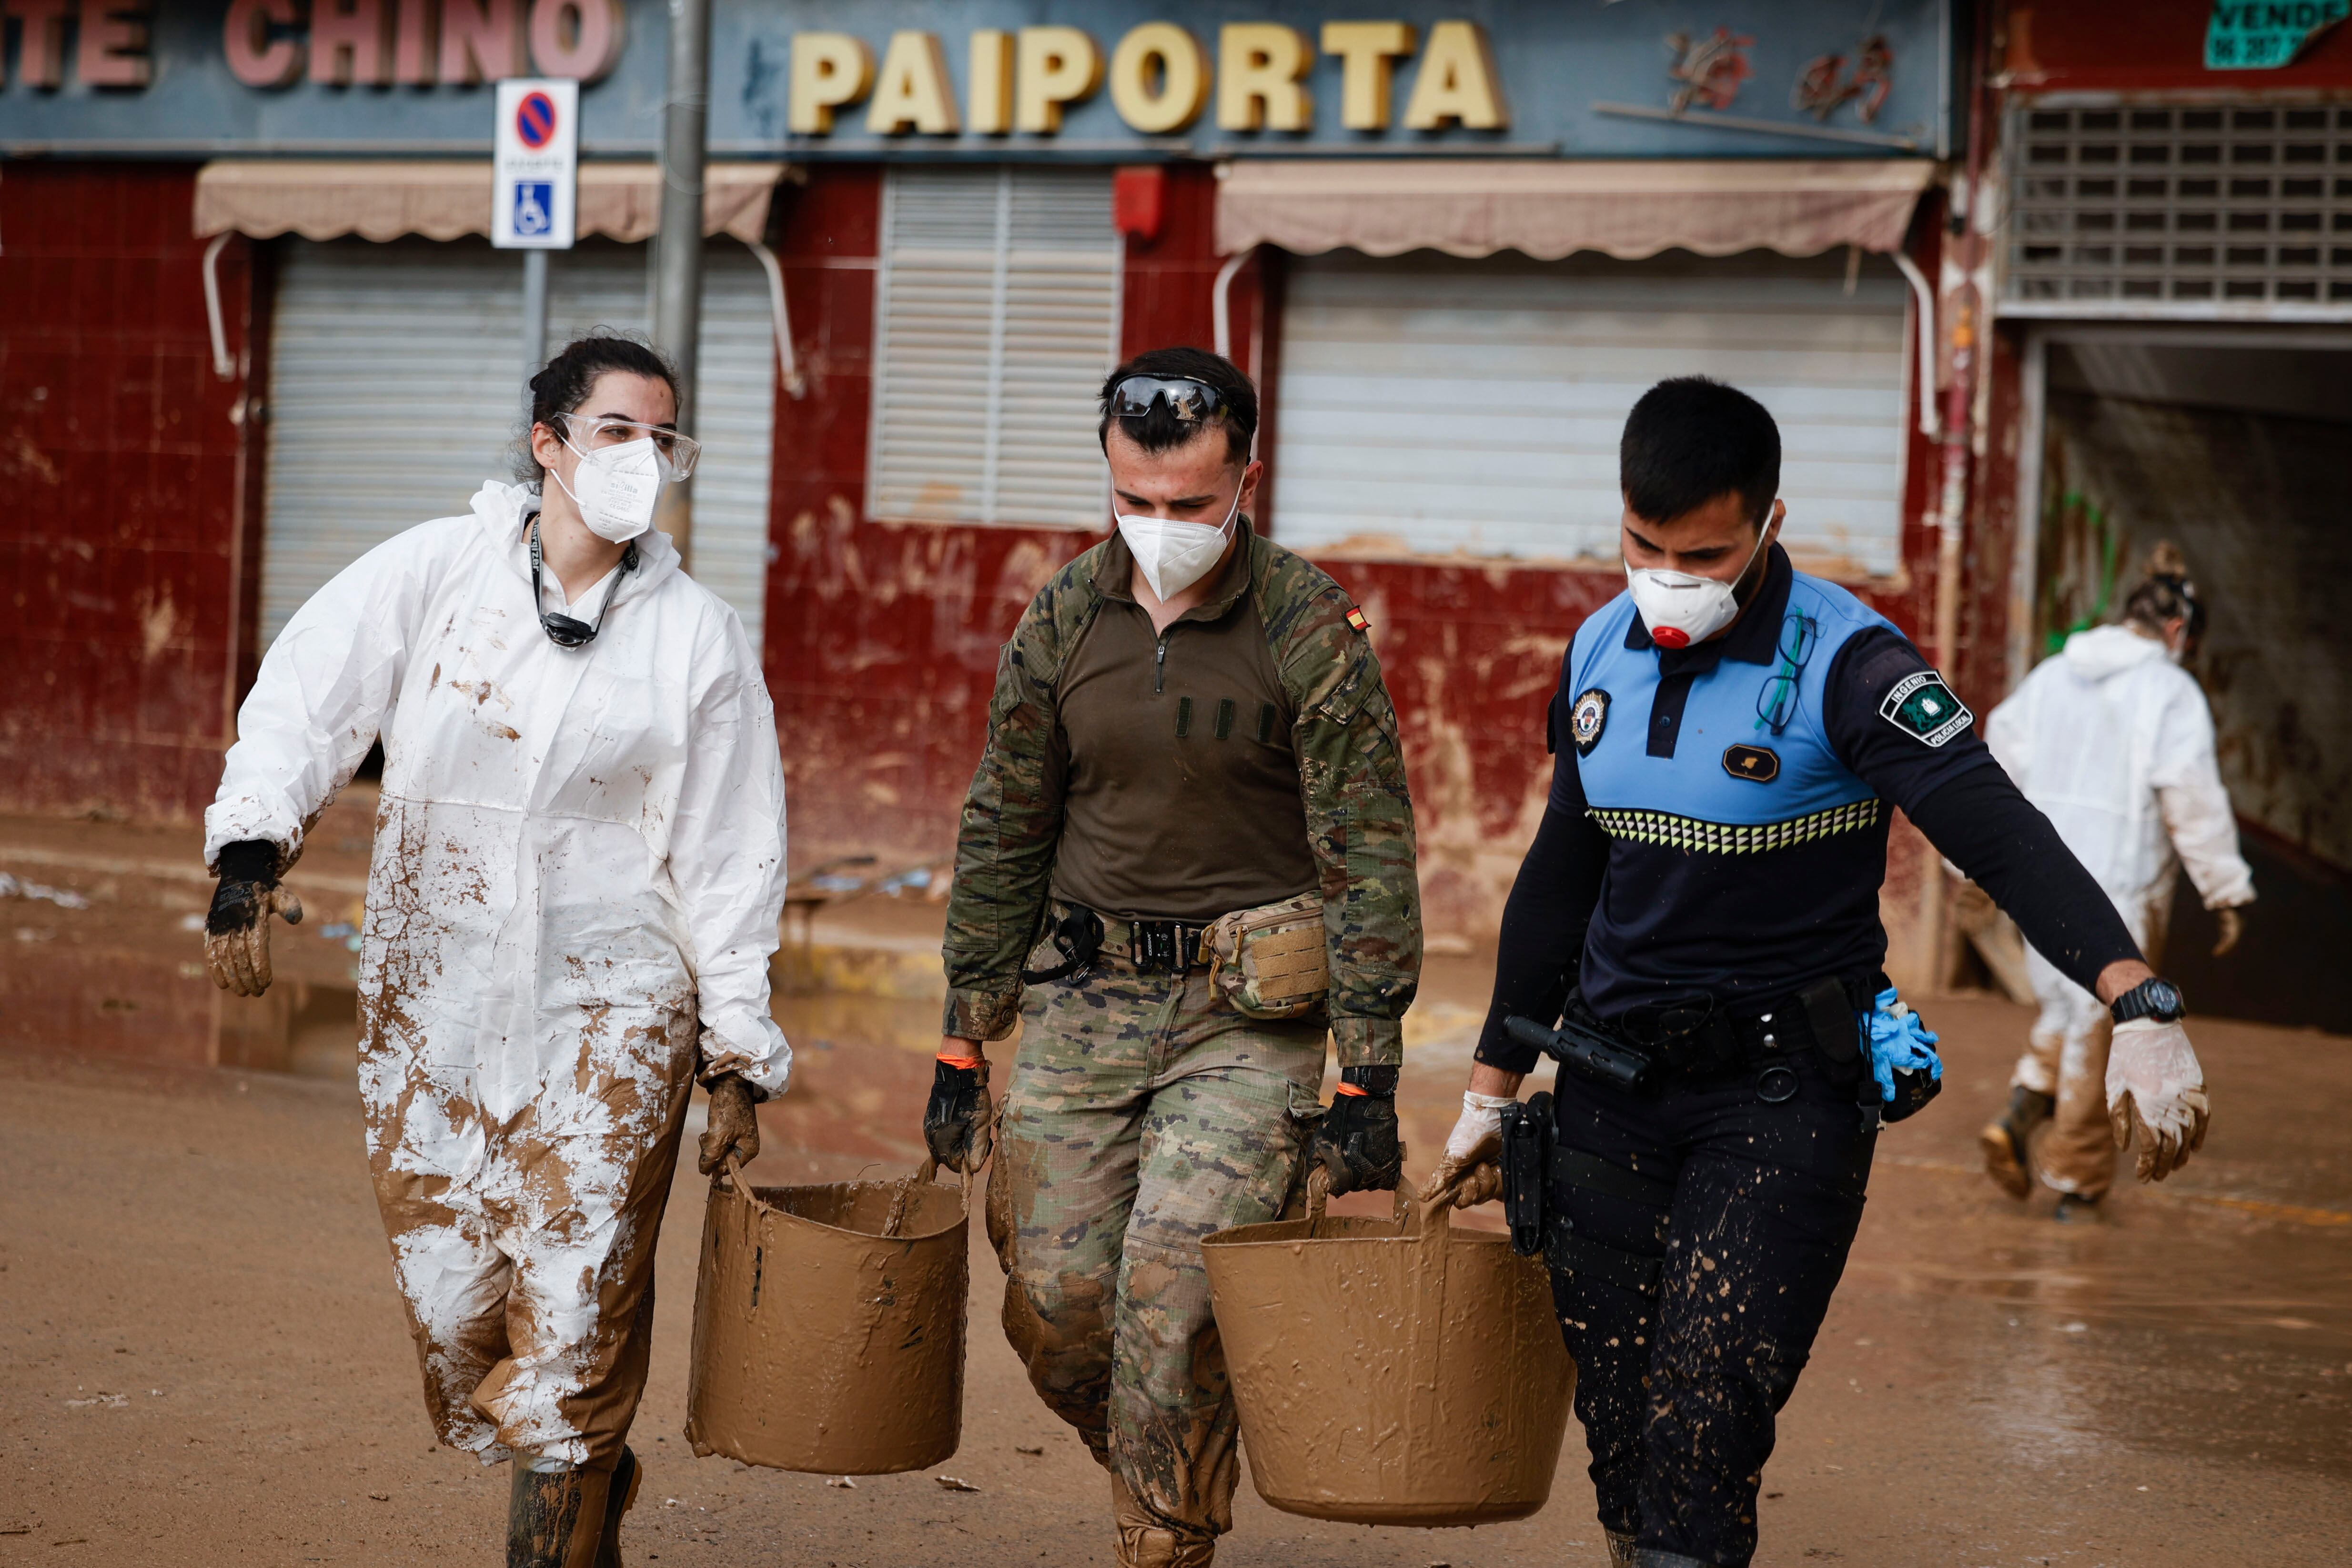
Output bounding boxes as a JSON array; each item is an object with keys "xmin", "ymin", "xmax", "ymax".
[{"xmin": 2005, "ymin": 101, "xmax": 2352, "ymax": 313}]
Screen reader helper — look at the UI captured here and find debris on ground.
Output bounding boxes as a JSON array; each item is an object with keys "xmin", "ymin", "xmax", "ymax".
[
  {"xmin": 825, "ymin": 1477, "xmax": 856, "ymax": 1489},
  {"xmin": 0, "ymin": 872, "xmax": 89, "ymax": 910},
  {"xmin": 934, "ymin": 1476, "xmax": 981, "ymax": 1492}
]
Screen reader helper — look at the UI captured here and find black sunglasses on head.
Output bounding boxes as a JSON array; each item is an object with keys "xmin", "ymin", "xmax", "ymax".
[{"xmin": 1109, "ymin": 375, "xmax": 1226, "ymax": 424}]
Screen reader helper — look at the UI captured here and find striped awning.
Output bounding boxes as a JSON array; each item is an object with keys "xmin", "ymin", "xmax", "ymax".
[{"xmin": 193, "ymin": 161, "xmax": 790, "ymax": 244}]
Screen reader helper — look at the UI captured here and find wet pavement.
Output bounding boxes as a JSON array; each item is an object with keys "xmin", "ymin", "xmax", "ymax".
[{"xmin": 2, "ymin": 824, "xmax": 2349, "ymax": 1564}]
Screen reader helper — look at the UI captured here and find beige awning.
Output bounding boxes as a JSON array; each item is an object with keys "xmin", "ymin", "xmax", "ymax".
[
  {"xmin": 1214, "ymin": 158, "xmax": 1939, "ymax": 261},
  {"xmin": 193, "ymin": 161, "xmax": 789, "ymax": 244}
]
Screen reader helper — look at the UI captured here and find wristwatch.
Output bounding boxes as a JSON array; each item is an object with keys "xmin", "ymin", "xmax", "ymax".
[{"xmin": 2109, "ymin": 976, "xmax": 2186, "ymax": 1025}]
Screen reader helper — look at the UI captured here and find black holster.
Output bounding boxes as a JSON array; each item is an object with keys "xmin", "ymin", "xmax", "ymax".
[
  {"xmin": 1499, "ymin": 1093, "xmax": 1554, "ymax": 1258},
  {"xmin": 1020, "ymin": 904, "xmax": 1104, "ymax": 985}
]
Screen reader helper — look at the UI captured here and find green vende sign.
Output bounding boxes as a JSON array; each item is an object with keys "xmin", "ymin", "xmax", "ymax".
[{"xmin": 2206, "ymin": 0, "xmax": 2351, "ymax": 68}]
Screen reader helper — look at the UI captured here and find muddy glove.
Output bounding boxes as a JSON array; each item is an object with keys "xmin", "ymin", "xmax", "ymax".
[
  {"xmin": 2106, "ymin": 1019, "xmax": 2210, "ymax": 1183},
  {"xmin": 1425, "ymin": 1091, "xmax": 1515, "ymax": 1208},
  {"xmin": 1312, "ymin": 1068, "xmax": 1404, "ymax": 1196},
  {"xmin": 924, "ymin": 1055, "xmax": 994, "ymax": 1173},
  {"xmin": 203, "ymin": 839, "xmax": 303, "ymax": 997},
  {"xmin": 697, "ymin": 1073, "xmax": 762, "ymax": 1176}
]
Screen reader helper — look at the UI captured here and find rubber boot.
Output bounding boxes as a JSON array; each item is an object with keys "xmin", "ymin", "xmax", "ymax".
[
  {"xmin": 595, "ymin": 1447, "xmax": 641, "ymax": 1568},
  {"xmin": 1111, "ymin": 1472, "xmax": 1214, "ymax": 1568},
  {"xmin": 507, "ymin": 1461, "xmax": 614, "ymax": 1568},
  {"xmin": 1606, "ymin": 1528, "xmax": 1639, "ymax": 1567},
  {"xmin": 1979, "ymin": 1085, "xmax": 2053, "ymax": 1200}
]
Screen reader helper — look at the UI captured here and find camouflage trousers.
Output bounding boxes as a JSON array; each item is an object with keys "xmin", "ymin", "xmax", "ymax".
[{"xmin": 985, "ymin": 943, "xmax": 1326, "ymax": 1546}]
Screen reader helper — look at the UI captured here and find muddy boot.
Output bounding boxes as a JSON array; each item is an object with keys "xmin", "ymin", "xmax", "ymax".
[
  {"xmin": 1606, "ymin": 1528, "xmax": 1638, "ymax": 1567},
  {"xmin": 1979, "ymin": 1086, "xmax": 2053, "ymax": 1200},
  {"xmin": 1111, "ymin": 1473, "xmax": 1214, "ymax": 1568},
  {"xmin": 508, "ymin": 1460, "xmax": 614, "ymax": 1568},
  {"xmin": 594, "ymin": 1447, "xmax": 641, "ymax": 1568}
]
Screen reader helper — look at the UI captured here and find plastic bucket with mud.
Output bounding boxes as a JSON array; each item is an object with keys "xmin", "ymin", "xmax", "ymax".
[
  {"xmin": 1201, "ymin": 1172, "xmax": 1575, "ymax": 1527},
  {"xmin": 685, "ymin": 1157, "xmax": 969, "ymax": 1474}
]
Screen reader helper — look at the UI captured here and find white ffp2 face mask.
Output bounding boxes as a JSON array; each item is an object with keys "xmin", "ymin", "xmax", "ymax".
[
  {"xmin": 552, "ymin": 434, "xmax": 663, "ymax": 543},
  {"xmin": 1117, "ymin": 485, "xmax": 1242, "ymax": 602},
  {"xmin": 1625, "ymin": 526, "xmax": 1770, "ymax": 650}
]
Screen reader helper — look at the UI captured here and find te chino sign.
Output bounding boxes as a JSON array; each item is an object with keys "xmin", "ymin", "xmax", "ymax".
[{"xmin": 0, "ymin": 0, "xmax": 1950, "ymax": 160}]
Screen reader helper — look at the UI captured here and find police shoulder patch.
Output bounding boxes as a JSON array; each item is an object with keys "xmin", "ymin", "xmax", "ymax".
[
  {"xmin": 1879, "ymin": 671, "xmax": 1974, "ymax": 747},
  {"xmin": 1570, "ymin": 687, "xmax": 1610, "ymax": 754}
]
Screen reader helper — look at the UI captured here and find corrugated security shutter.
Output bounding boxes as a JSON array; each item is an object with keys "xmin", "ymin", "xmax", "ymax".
[
  {"xmin": 261, "ymin": 235, "xmax": 775, "ymax": 646},
  {"xmin": 1274, "ymin": 251, "xmax": 1911, "ymax": 577},
  {"xmin": 868, "ymin": 167, "xmax": 1120, "ymax": 528}
]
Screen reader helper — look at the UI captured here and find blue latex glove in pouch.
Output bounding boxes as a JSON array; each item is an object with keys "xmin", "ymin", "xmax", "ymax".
[{"xmin": 1864, "ymin": 987, "xmax": 1943, "ymax": 1120}]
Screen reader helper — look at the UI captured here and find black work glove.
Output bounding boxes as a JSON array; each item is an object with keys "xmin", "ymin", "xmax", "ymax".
[
  {"xmin": 204, "ymin": 838, "xmax": 303, "ymax": 997},
  {"xmin": 1312, "ymin": 1068, "xmax": 1404, "ymax": 1195},
  {"xmin": 697, "ymin": 1072, "xmax": 763, "ymax": 1176},
  {"xmin": 924, "ymin": 1059, "xmax": 994, "ymax": 1173}
]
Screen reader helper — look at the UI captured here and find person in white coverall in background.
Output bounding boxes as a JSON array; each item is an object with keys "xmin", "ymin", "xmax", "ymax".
[
  {"xmin": 1977, "ymin": 543, "xmax": 2252, "ymax": 1216},
  {"xmin": 201, "ymin": 332, "xmax": 788, "ymax": 1568}
]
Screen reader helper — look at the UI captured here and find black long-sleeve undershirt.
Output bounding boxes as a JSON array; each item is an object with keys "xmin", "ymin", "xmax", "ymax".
[{"xmin": 1473, "ymin": 770, "xmax": 2145, "ymax": 1074}]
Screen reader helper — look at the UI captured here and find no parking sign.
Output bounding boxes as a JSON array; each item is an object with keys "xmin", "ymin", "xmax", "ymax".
[{"xmin": 494, "ymin": 79, "xmax": 578, "ymax": 249}]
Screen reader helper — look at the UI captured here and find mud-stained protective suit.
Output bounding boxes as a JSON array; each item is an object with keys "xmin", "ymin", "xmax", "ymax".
[
  {"xmin": 1986, "ymin": 624, "xmax": 2252, "ymax": 1199},
  {"xmin": 947, "ymin": 523, "xmax": 1419, "ymax": 1555},
  {"xmin": 206, "ymin": 481, "xmax": 789, "ymax": 1470}
]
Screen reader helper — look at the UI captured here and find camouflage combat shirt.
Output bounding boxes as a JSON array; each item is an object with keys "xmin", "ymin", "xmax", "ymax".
[{"xmin": 942, "ymin": 522, "xmax": 1422, "ymax": 1068}]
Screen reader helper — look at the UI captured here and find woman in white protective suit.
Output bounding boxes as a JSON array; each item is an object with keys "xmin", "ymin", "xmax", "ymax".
[
  {"xmin": 201, "ymin": 332, "xmax": 788, "ymax": 1566},
  {"xmin": 1976, "ymin": 543, "xmax": 2252, "ymax": 1216}
]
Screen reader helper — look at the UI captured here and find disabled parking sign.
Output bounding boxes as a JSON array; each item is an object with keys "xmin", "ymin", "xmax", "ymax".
[{"xmin": 494, "ymin": 79, "xmax": 577, "ymax": 249}]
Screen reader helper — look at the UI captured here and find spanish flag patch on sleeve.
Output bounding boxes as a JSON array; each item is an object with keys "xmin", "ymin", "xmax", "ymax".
[{"xmin": 1345, "ymin": 607, "xmax": 1371, "ymax": 633}]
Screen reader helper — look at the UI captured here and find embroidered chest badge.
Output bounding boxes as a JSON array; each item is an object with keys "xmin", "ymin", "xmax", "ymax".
[
  {"xmin": 1879, "ymin": 671, "xmax": 1975, "ymax": 747},
  {"xmin": 1722, "ymin": 743, "xmax": 1780, "ymax": 782},
  {"xmin": 1570, "ymin": 687, "xmax": 1611, "ymax": 755}
]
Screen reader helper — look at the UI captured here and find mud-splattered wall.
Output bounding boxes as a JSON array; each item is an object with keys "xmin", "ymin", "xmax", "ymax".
[{"xmin": 0, "ymin": 163, "xmax": 265, "ymax": 821}]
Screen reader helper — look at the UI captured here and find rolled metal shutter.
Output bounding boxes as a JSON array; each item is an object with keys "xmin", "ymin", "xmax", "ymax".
[
  {"xmin": 868, "ymin": 166, "xmax": 1120, "ymax": 529},
  {"xmin": 261, "ymin": 236, "xmax": 775, "ymax": 647},
  {"xmin": 1273, "ymin": 251, "xmax": 1912, "ymax": 578}
]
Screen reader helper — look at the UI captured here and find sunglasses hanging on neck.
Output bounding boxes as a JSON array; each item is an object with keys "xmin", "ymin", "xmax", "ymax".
[{"xmin": 530, "ymin": 516, "xmax": 638, "ymax": 648}]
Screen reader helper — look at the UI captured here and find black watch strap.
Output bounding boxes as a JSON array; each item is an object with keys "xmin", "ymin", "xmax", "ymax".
[
  {"xmin": 2110, "ymin": 977, "xmax": 2186, "ymax": 1025},
  {"xmin": 1339, "ymin": 1065, "xmax": 1400, "ymax": 1097}
]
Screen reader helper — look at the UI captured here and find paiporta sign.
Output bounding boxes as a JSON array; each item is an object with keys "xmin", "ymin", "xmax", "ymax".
[{"xmin": 784, "ymin": 21, "xmax": 1507, "ymax": 138}]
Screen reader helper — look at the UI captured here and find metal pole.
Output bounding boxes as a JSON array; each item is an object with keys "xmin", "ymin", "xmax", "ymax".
[
  {"xmin": 520, "ymin": 247, "xmax": 550, "ymax": 419},
  {"xmin": 652, "ymin": 0, "xmax": 711, "ymax": 572}
]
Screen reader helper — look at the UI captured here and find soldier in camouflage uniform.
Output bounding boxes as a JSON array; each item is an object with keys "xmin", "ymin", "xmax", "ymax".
[{"xmin": 919, "ymin": 348, "xmax": 1421, "ymax": 1568}]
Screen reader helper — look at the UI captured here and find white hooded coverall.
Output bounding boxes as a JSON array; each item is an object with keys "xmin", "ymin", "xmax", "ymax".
[
  {"xmin": 206, "ymin": 482, "xmax": 789, "ymax": 1468},
  {"xmin": 1985, "ymin": 623, "xmax": 2251, "ymax": 1196}
]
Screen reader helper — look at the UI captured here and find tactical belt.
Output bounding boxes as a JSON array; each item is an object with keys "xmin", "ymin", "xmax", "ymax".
[
  {"xmin": 1020, "ymin": 901, "xmax": 1215, "ymax": 983},
  {"xmin": 1592, "ymin": 972, "xmax": 1883, "ymax": 1089}
]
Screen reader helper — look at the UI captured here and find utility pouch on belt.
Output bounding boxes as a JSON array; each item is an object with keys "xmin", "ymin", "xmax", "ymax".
[
  {"xmin": 1203, "ymin": 890, "xmax": 1328, "ymax": 1020},
  {"xmin": 1498, "ymin": 1094, "xmax": 1554, "ymax": 1259},
  {"xmin": 1799, "ymin": 976, "xmax": 1862, "ymax": 1084}
]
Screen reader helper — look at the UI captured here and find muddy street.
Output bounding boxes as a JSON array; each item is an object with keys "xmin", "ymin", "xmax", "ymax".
[{"xmin": 3, "ymin": 841, "xmax": 2348, "ymax": 1568}]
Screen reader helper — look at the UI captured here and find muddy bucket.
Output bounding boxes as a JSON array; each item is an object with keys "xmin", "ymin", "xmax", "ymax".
[
  {"xmin": 1200, "ymin": 1173, "xmax": 1575, "ymax": 1527},
  {"xmin": 686, "ymin": 1157, "xmax": 969, "ymax": 1474}
]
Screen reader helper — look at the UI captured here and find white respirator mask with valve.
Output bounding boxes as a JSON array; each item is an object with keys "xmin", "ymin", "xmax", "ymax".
[
  {"xmin": 551, "ymin": 433, "xmax": 665, "ymax": 544},
  {"xmin": 1624, "ymin": 522, "xmax": 1772, "ymax": 650}
]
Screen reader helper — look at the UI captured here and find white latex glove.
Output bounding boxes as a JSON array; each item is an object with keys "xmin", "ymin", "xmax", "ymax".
[
  {"xmin": 1425, "ymin": 1091, "xmax": 1517, "ymax": 1209},
  {"xmin": 2106, "ymin": 1019, "xmax": 2210, "ymax": 1183}
]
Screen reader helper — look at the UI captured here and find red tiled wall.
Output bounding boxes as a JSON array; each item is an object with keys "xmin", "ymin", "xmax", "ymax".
[{"xmin": 0, "ymin": 162, "xmax": 262, "ymax": 822}]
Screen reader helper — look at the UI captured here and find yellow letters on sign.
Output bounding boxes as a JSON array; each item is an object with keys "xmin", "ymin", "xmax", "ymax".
[
  {"xmin": 969, "ymin": 29, "xmax": 1015, "ymax": 134},
  {"xmin": 1109, "ymin": 22, "xmax": 1210, "ymax": 134},
  {"xmin": 1320, "ymin": 20, "xmax": 1414, "ymax": 131},
  {"xmin": 1402, "ymin": 20, "xmax": 1508, "ymax": 130},
  {"xmin": 1016, "ymin": 25, "xmax": 1102, "ymax": 133},
  {"xmin": 868, "ymin": 30, "xmax": 958, "ymax": 134},
  {"xmin": 788, "ymin": 32, "xmax": 873, "ymax": 134},
  {"xmin": 1217, "ymin": 23, "xmax": 1313, "ymax": 132}
]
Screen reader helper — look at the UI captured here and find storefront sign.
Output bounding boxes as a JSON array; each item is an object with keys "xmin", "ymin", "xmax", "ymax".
[
  {"xmin": 1, "ymin": 0, "xmax": 1951, "ymax": 160},
  {"xmin": 2205, "ymin": 0, "xmax": 2350, "ymax": 68}
]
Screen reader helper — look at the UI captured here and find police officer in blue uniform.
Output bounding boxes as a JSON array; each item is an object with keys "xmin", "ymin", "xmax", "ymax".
[{"xmin": 1431, "ymin": 379, "xmax": 2208, "ymax": 1568}]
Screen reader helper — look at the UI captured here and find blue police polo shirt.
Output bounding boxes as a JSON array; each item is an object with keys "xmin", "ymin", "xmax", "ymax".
[{"xmin": 1550, "ymin": 544, "xmax": 1999, "ymax": 1017}]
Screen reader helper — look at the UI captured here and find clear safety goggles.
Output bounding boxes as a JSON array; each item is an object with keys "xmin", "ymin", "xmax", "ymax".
[
  {"xmin": 554, "ymin": 413, "xmax": 702, "ymax": 480},
  {"xmin": 1108, "ymin": 375, "xmax": 1226, "ymax": 424}
]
